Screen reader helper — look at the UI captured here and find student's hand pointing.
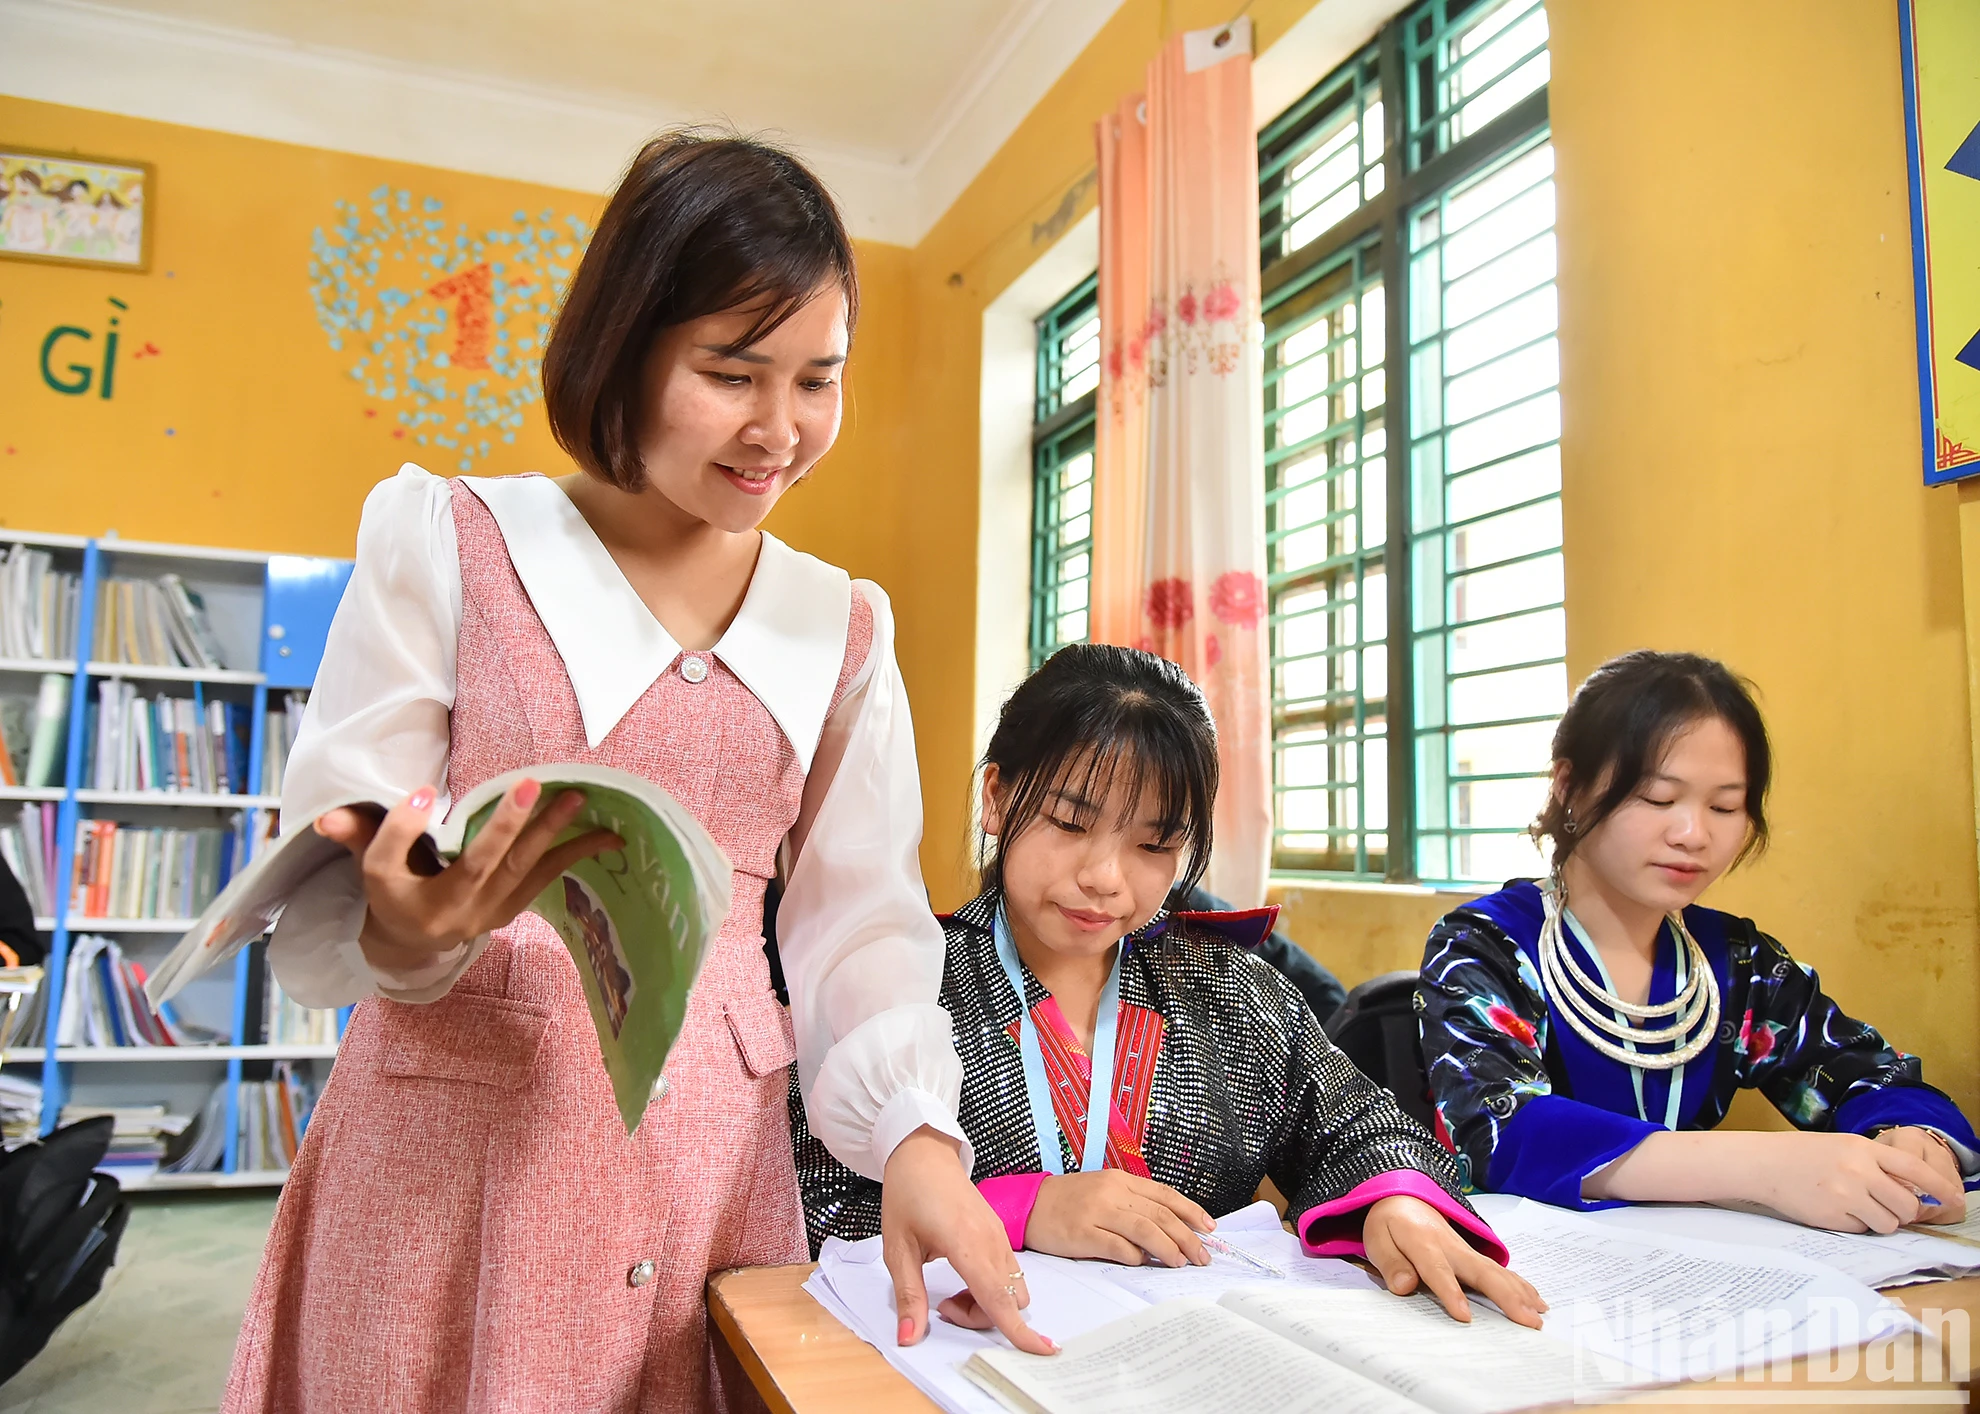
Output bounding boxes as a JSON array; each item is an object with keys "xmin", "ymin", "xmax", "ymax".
[
  {"xmin": 318, "ymin": 780, "xmax": 621, "ymax": 976},
  {"xmin": 1362, "ymin": 1194, "xmax": 1547, "ymax": 1329},
  {"xmin": 880, "ymin": 1127, "xmax": 1056, "ymax": 1356}
]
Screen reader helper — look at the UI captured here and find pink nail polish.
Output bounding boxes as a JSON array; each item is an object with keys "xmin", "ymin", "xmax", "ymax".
[
  {"xmin": 514, "ymin": 778, "xmax": 541, "ymax": 808},
  {"xmin": 897, "ymin": 1318, "xmax": 914, "ymax": 1346},
  {"xmin": 407, "ymin": 786, "xmax": 435, "ymax": 812}
]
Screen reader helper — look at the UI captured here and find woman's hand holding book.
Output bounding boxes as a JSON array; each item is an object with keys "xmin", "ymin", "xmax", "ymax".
[{"xmin": 316, "ymin": 779, "xmax": 622, "ymax": 978}]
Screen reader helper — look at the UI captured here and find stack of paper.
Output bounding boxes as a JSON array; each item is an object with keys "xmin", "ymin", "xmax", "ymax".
[
  {"xmin": 812, "ymin": 1199, "xmax": 1925, "ymax": 1414},
  {"xmin": 58, "ymin": 1101, "xmax": 193, "ymax": 1174},
  {"xmin": 0, "ymin": 1070, "xmax": 41, "ymax": 1148},
  {"xmin": 0, "ymin": 545, "xmax": 81, "ymax": 662}
]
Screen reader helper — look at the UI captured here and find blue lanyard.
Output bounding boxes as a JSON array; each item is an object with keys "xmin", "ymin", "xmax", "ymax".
[
  {"xmin": 992, "ymin": 906, "xmax": 1123, "ymax": 1175},
  {"xmin": 1564, "ymin": 909, "xmax": 1686, "ymax": 1131}
]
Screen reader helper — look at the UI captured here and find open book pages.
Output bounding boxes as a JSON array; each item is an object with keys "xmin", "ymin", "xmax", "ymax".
[
  {"xmin": 144, "ymin": 762, "xmax": 732, "ymax": 1133},
  {"xmin": 814, "ymin": 1197, "xmax": 1921, "ymax": 1414}
]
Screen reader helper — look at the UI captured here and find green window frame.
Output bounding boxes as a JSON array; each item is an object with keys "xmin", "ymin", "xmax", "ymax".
[
  {"xmin": 1030, "ymin": 275, "xmax": 1101, "ymax": 669},
  {"xmin": 1262, "ymin": 0, "xmax": 1560, "ymax": 884}
]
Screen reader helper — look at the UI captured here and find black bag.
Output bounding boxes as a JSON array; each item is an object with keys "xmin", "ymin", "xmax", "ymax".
[
  {"xmin": 0, "ymin": 1116, "xmax": 130, "ymax": 1385},
  {"xmin": 1323, "ymin": 971, "xmax": 1437, "ymax": 1135}
]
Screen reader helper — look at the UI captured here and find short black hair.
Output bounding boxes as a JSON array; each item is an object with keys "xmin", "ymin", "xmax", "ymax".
[
  {"xmin": 1536, "ymin": 649, "xmax": 1772, "ymax": 870},
  {"xmin": 979, "ymin": 644, "xmax": 1219, "ymax": 895},
  {"xmin": 542, "ymin": 129, "xmax": 858, "ymax": 490}
]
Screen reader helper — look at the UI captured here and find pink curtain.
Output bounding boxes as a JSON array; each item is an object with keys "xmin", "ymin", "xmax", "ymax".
[{"xmin": 1092, "ymin": 20, "xmax": 1271, "ymax": 908}]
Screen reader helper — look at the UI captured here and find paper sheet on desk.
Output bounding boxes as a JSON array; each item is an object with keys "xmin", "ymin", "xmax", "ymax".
[
  {"xmin": 1564, "ymin": 1199, "xmax": 1980, "ymax": 1287},
  {"xmin": 802, "ymin": 1202, "xmax": 1378, "ymax": 1414},
  {"xmin": 1474, "ymin": 1196, "xmax": 1915, "ymax": 1384}
]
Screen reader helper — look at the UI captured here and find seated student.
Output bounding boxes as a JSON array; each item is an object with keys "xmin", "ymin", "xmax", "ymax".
[
  {"xmin": 792, "ymin": 643, "xmax": 1542, "ymax": 1328},
  {"xmin": 1419, "ymin": 650, "xmax": 1977, "ymax": 1231}
]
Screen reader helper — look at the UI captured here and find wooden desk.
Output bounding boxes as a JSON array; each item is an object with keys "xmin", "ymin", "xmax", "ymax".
[{"xmin": 709, "ymin": 1264, "xmax": 1980, "ymax": 1414}]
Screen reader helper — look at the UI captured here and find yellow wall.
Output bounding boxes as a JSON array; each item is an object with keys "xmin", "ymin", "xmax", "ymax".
[
  {"xmin": 7, "ymin": 0, "xmax": 1977, "ymax": 1115},
  {"xmin": 1547, "ymin": 0, "xmax": 1978, "ymax": 1117},
  {"xmin": 0, "ymin": 95, "xmax": 913, "ymax": 588}
]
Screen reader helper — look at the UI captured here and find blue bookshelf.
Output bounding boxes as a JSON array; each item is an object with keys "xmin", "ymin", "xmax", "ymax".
[{"xmin": 0, "ymin": 529, "xmax": 352, "ymax": 1190}]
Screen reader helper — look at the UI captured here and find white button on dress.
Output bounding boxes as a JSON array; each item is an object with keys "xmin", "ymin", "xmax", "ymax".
[
  {"xmin": 679, "ymin": 655, "xmax": 708, "ymax": 684},
  {"xmin": 628, "ymin": 1260, "xmax": 655, "ymax": 1288}
]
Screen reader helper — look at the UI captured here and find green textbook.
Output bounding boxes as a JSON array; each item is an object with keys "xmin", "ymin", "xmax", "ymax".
[{"xmin": 145, "ymin": 763, "xmax": 732, "ymax": 1133}]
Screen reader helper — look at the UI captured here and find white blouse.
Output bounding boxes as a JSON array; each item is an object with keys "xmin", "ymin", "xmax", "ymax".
[{"xmin": 266, "ymin": 465, "xmax": 967, "ymax": 1181}]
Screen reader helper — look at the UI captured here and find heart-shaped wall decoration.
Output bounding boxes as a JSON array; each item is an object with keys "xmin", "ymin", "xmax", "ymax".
[{"xmin": 310, "ymin": 188, "xmax": 591, "ymax": 471}]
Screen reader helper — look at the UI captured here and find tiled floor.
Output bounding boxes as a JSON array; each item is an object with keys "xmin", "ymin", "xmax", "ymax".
[{"xmin": 0, "ymin": 1192, "xmax": 275, "ymax": 1414}]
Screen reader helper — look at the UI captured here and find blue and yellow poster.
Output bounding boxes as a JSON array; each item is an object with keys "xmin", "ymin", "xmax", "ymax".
[{"xmin": 1903, "ymin": 0, "xmax": 1980, "ymax": 484}]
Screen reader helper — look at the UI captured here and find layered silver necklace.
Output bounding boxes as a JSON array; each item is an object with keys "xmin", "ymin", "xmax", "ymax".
[{"xmin": 1537, "ymin": 876, "xmax": 1720, "ymax": 1070}]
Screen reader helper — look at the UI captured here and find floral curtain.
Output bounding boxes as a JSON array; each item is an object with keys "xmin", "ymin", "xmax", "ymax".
[{"xmin": 1091, "ymin": 20, "xmax": 1271, "ymax": 908}]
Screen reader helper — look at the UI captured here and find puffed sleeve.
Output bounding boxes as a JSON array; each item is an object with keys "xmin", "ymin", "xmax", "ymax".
[
  {"xmin": 264, "ymin": 464, "xmax": 481, "ymax": 1008},
  {"xmin": 776, "ymin": 580, "xmax": 970, "ymax": 1182}
]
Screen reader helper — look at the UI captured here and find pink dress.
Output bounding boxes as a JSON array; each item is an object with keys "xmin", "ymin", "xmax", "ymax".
[{"xmin": 224, "ymin": 470, "xmax": 961, "ymax": 1412}]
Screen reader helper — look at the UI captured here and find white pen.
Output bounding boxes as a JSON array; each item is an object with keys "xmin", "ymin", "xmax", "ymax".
[{"xmin": 1196, "ymin": 1230, "xmax": 1287, "ymax": 1279}]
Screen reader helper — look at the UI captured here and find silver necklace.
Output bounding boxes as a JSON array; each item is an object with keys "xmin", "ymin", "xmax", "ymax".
[{"xmin": 1537, "ymin": 876, "xmax": 1720, "ymax": 1070}]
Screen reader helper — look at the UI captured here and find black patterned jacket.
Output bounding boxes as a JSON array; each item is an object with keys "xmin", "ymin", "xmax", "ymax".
[{"xmin": 789, "ymin": 887, "xmax": 1474, "ymax": 1256}]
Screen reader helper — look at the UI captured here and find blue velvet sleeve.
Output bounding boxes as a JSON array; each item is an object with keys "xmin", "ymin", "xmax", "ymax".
[{"xmin": 1419, "ymin": 911, "xmax": 1660, "ymax": 1208}]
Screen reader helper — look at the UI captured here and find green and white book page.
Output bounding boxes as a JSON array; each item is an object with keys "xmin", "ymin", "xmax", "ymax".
[
  {"xmin": 450, "ymin": 764, "xmax": 731, "ymax": 1132},
  {"xmin": 148, "ymin": 761, "xmax": 732, "ymax": 1135}
]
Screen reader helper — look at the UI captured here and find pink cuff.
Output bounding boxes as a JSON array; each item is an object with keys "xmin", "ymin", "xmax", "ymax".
[
  {"xmin": 1295, "ymin": 1170, "xmax": 1510, "ymax": 1266},
  {"xmin": 977, "ymin": 1173, "xmax": 1049, "ymax": 1251}
]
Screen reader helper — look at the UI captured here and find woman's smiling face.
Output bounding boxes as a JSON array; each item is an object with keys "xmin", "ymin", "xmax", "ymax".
[{"xmin": 634, "ymin": 285, "xmax": 847, "ymax": 532}]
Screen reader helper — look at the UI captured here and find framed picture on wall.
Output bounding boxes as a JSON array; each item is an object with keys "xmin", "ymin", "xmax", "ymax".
[{"xmin": 0, "ymin": 147, "xmax": 153, "ymax": 273}]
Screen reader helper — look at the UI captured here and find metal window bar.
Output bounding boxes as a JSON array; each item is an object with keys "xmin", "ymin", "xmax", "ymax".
[
  {"xmin": 1030, "ymin": 276, "xmax": 1102, "ymax": 670},
  {"xmin": 1035, "ymin": 275, "xmax": 1100, "ymax": 424},
  {"xmin": 1407, "ymin": 129, "xmax": 1564, "ymax": 886},
  {"xmin": 1254, "ymin": 0, "xmax": 1554, "ymax": 881},
  {"xmin": 1403, "ymin": 0, "xmax": 1551, "ymax": 172},
  {"xmin": 1263, "ymin": 233, "xmax": 1389, "ymax": 877}
]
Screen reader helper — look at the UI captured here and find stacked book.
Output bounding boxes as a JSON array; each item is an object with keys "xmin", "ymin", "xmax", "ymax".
[
  {"xmin": 58, "ymin": 1102, "xmax": 195, "ymax": 1171},
  {"xmin": 261, "ymin": 691, "xmax": 307, "ymax": 797},
  {"xmin": 265, "ymin": 980, "xmax": 338, "ymax": 1046},
  {"xmin": 54, "ymin": 935, "xmax": 221, "ymax": 1047},
  {"xmin": 0, "ymin": 672, "xmax": 74, "ymax": 789},
  {"xmin": 92, "ymin": 572, "xmax": 230, "ymax": 670},
  {"xmin": 0, "ymin": 966, "xmax": 45, "ymax": 1049},
  {"xmin": 238, "ymin": 1062, "xmax": 315, "ymax": 1172},
  {"xmin": 87, "ymin": 681, "xmax": 253, "ymax": 795},
  {"xmin": 0, "ymin": 804, "xmax": 60, "ymax": 916},
  {"xmin": 0, "ymin": 545, "xmax": 81, "ymax": 662},
  {"xmin": 162, "ymin": 1083, "xmax": 226, "ymax": 1174},
  {"xmin": 68, "ymin": 819, "xmax": 242, "ymax": 921},
  {"xmin": 0, "ymin": 1071, "xmax": 41, "ymax": 1149}
]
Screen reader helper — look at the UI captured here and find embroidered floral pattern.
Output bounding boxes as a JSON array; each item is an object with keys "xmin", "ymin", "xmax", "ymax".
[
  {"xmin": 1202, "ymin": 280, "xmax": 1241, "ymax": 323},
  {"xmin": 1208, "ymin": 570, "xmax": 1265, "ymax": 628},
  {"xmin": 1417, "ymin": 883, "xmax": 1958, "ymax": 1196}
]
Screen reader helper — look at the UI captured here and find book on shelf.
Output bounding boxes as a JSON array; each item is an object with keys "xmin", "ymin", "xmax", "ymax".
[
  {"xmin": 0, "ymin": 545, "xmax": 81, "ymax": 663},
  {"xmin": 261, "ymin": 691, "xmax": 306, "ymax": 798},
  {"xmin": 150, "ymin": 763, "xmax": 730, "ymax": 1134},
  {"xmin": 0, "ymin": 966, "xmax": 44, "ymax": 1050},
  {"xmin": 265, "ymin": 974, "xmax": 338, "ymax": 1046},
  {"xmin": 58, "ymin": 1102, "xmax": 194, "ymax": 1171},
  {"xmin": 0, "ymin": 672, "xmax": 73, "ymax": 790},
  {"xmin": 85, "ymin": 680, "xmax": 253, "ymax": 796},
  {"xmin": 0, "ymin": 1071, "xmax": 41, "ymax": 1149},
  {"xmin": 92, "ymin": 572, "xmax": 230, "ymax": 671},
  {"xmin": 1, "ymin": 804, "xmax": 60, "ymax": 917},
  {"xmin": 54, "ymin": 935, "xmax": 223, "ymax": 1048},
  {"xmin": 68, "ymin": 818, "xmax": 246, "ymax": 921},
  {"xmin": 162, "ymin": 1082, "xmax": 226, "ymax": 1174},
  {"xmin": 238, "ymin": 1062, "xmax": 315, "ymax": 1172}
]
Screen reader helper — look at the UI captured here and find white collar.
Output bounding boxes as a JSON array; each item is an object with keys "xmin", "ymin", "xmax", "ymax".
[{"xmin": 458, "ymin": 474, "xmax": 851, "ymax": 771}]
